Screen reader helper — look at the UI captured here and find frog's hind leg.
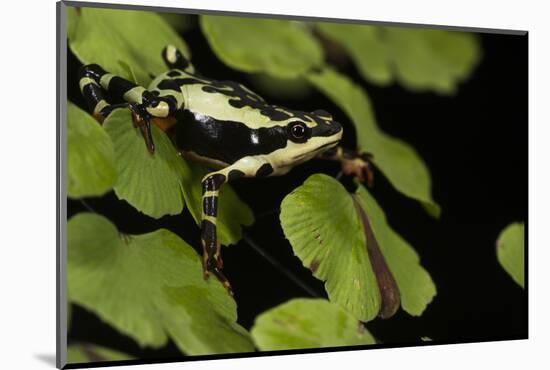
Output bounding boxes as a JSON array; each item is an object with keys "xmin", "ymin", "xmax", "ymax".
[
  {"xmin": 78, "ymin": 66, "xmax": 113, "ymax": 123},
  {"xmin": 162, "ymin": 45, "xmax": 194, "ymax": 72},
  {"xmin": 79, "ymin": 64, "xmax": 155, "ymax": 151},
  {"xmin": 200, "ymin": 156, "xmax": 272, "ymax": 295},
  {"xmin": 79, "ymin": 64, "xmax": 175, "ymax": 153}
]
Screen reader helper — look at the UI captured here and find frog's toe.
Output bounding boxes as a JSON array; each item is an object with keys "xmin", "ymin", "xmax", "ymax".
[
  {"xmin": 215, "ymin": 253, "xmax": 224, "ymax": 270},
  {"xmin": 206, "ymin": 257, "xmax": 233, "ymax": 295},
  {"xmin": 341, "ymin": 156, "xmax": 374, "ymax": 187},
  {"xmin": 202, "ymin": 256, "xmax": 211, "ymax": 280},
  {"xmin": 128, "ymin": 104, "xmax": 155, "ymax": 154}
]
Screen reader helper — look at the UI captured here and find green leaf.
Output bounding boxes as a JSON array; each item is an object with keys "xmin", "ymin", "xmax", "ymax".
[
  {"xmin": 316, "ymin": 23, "xmax": 392, "ymax": 85},
  {"xmin": 316, "ymin": 23, "xmax": 480, "ymax": 94},
  {"xmin": 307, "ymin": 67, "xmax": 440, "ymax": 217},
  {"xmin": 68, "ymin": 213, "xmax": 254, "ymax": 355},
  {"xmin": 66, "ymin": 7, "xmax": 77, "ymax": 38},
  {"xmin": 496, "ymin": 222, "xmax": 525, "ymax": 288},
  {"xmin": 67, "ymin": 343, "xmax": 134, "ymax": 364},
  {"xmin": 200, "ymin": 15, "xmax": 323, "ymax": 78},
  {"xmin": 386, "ymin": 28, "xmax": 480, "ymax": 94},
  {"xmin": 103, "ymin": 109, "xmax": 188, "ymax": 219},
  {"xmin": 281, "ymin": 175, "xmax": 435, "ymax": 318},
  {"xmin": 280, "ymin": 175, "xmax": 381, "ymax": 322},
  {"xmin": 248, "ymin": 74, "xmax": 313, "ymax": 101},
  {"xmin": 251, "ymin": 298, "xmax": 375, "ymax": 351},
  {"xmin": 103, "ymin": 108, "xmax": 253, "ymax": 244},
  {"xmin": 355, "ymin": 185, "xmax": 436, "ymax": 316},
  {"xmin": 162, "ymin": 285, "xmax": 252, "ymax": 354},
  {"xmin": 67, "ymin": 7, "xmax": 190, "ymax": 86},
  {"xmin": 67, "ymin": 102, "xmax": 116, "ymax": 198}
]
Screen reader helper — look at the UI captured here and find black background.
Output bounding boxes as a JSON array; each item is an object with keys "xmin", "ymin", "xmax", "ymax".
[{"xmin": 67, "ymin": 18, "xmax": 527, "ymax": 361}]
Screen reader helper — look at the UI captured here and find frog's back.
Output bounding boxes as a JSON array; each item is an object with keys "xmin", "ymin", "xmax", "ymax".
[
  {"xmin": 150, "ymin": 70, "xmax": 298, "ymax": 167},
  {"xmin": 149, "ymin": 69, "xmax": 334, "ymax": 168},
  {"xmin": 151, "ymin": 70, "xmax": 273, "ymax": 126}
]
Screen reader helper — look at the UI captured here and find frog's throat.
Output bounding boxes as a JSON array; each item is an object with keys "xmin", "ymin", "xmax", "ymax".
[{"xmin": 291, "ymin": 139, "xmax": 340, "ymax": 161}]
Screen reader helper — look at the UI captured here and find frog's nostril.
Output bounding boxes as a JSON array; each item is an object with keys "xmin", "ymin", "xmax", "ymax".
[{"xmin": 331, "ymin": 121, "xmax": 342, "ymax": 135}]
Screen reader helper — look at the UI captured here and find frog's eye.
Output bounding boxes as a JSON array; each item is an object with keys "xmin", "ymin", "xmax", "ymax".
[
  {"xmin": 291, "ymin": 124, "xmax": 306, "ymax": 138},
  {"xmin": 287, "ymin": 121, "xmax": 310, "ymax": 143}
]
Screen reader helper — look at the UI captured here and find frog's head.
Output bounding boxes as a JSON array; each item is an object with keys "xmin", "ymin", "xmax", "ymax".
[{"xmin": 275, "ymin": 109, "xmax": 343, "ymax": 168}]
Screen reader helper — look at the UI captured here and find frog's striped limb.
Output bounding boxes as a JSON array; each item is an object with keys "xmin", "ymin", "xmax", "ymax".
[
  {"xmin": 201, "ymin": 156, "xmax": 271, "ymax": 295},
  {"xmin": 79, "ymin": 64, "xmax": 178, "ymax": 153},
  {"xmin": 162, "ymin": 45, "xmax": 195, "ymax": 73},
  {"xmin": 318, "ymin": 146, "xmax": 374, "ymax": 186}
]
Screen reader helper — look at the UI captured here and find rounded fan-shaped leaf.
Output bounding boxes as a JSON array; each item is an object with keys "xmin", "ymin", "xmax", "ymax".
[
  {"xmin": 200, "ymin": 15, "xmax": 323, "ymax": 78},
  {"xmin": 496, "ymin": 222, "xmax": 525, "ymax": 288},
  {"xmin": 354, "ymin": 185, "xmax": 436, "ymax": 316},
  {"xmin": 103, "ymin": 109, "xmax": 188, "ymax": 219},
  {"xmin": 386, "ymin": 27, "xmax": 481, "ymax": 94},
  {"xmin": 316, "ymin": 23, "xmax": 480, "ymax": 94},
  {"xmin": 281, "ymin": 175, "xmax": 436, "ymax": 319},
  {"xmin": 67, "ymin": 7, "xmax": 190, "ymax": 86},
  {"xmin": 251, "ymin": 298, "xmax": 375, "ymax": 350},
  {"xmin": 67, "ymin": 213, "xmax": 254, "ymax": 354},
  {"xmin": 280, "ymin": 174, "xmax": 381, "ymax": 321},
  {"xmin": 317, "ymin": 23, "xmax": 393, "ymax": 85},
  {"xmin": 67, "ymin": 102, "xmax": 116, "ymax": 198}
]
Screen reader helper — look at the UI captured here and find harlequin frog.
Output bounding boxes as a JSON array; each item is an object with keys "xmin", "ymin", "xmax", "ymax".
[{"xmin": 79, "ymin": 45, "xmax": 371, "ymax": 295}]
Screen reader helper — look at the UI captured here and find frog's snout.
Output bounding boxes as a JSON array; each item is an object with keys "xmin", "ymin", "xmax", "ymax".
[
  {"xmin": 309, "ymin": 110, "xmax": 343, "ymax": 141},
  {"xmin": 323, "ymin": 120, "xmax": 343, "ymax": 141}
]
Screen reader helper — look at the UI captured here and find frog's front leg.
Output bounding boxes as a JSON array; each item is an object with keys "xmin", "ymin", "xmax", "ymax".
[
  {"xmin": 201, "ymin": 156, "xmax": 271, "ymax": 295},
  {"xmin": 79, "ymin": 64, "xmax": 177, "ymax": 153},
  {"xmin": 318, "ymin": 146, "xmax": 374, "ymax": 187}
]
